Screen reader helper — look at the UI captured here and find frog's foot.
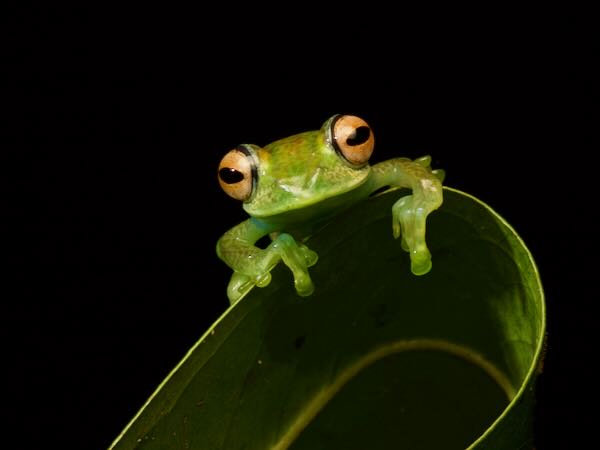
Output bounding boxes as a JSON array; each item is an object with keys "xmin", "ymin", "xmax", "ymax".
[
  {"xmin": 228, "ymin": 270, "xmax": 275, "ymax": 305},
  {"xmin": 432, "ymin": 169, "xmax": 446, "ymax": 183},
  {"xmin": 414, "ymin": 155, "xmax": 432, "ymax": 168},
  {"xmin": 270, "ymin": 233, "xmax": 316, "ymax": 297},
  {"xmin": 227, "ymin": 234, "xmax": 317, "ymax": 304},
  {"xmin": 227, "ymin": 272, "xmax": 257, "ymax": 305},
  {"xmin": 416, "ymin": 156, "xmax": 445, "ymax": 182},
  {"xmin": 392, "ymin": 197, "xmax": 432, "ymax": 275},
  {"xmin": 298, "ymin": 242, "xmax": 319, "ymax": 267},
  {"xmin": 392, "ymin": 179, "xmax": 443, "ymax": 276}
]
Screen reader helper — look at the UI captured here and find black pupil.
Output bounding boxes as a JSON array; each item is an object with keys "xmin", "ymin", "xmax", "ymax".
[
  {"xmin": 346, "ymin": 126, "xmax": 371, "ymax": 146},
  {"xmin": 219, "ymin": 167, "xmax": 244, "ymax": 184}
]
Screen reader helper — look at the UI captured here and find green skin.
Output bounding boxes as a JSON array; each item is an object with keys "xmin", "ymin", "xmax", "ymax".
[{"xmin": 217, "ymin": 116, "xmax": 444, "ymax": 304}]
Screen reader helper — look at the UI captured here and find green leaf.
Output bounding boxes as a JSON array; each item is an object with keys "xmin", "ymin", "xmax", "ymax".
[{"xmin": 110, "ymin": 187, "xmax": 545, "ymax": 450}]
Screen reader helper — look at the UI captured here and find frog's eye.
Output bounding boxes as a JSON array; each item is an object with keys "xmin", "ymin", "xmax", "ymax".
[
  {"xmin": 331, "ymin": 115, "xmax": 374, "ymax": 167},
  {"xmin": 218, "ymin": 146, "xmax": 256, "ymax": 201}
]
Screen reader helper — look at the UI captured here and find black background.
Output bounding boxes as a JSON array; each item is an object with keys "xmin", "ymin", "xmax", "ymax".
[{"xmin": 6, "ymin": 6, "xmax": 592, "ymax": 449}]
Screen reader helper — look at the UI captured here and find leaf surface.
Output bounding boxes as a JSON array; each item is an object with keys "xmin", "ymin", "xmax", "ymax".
[{"xmin": 110, "ymin": 188, "xmax": 545, "ymax": 450}]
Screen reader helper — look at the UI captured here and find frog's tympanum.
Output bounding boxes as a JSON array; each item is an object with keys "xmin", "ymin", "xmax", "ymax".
[{"xmin": 217, "ymin": 115, "xmax": 444, "ymax": 304}]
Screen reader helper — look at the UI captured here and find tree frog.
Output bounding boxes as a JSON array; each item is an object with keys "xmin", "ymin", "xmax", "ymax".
[{"xmin": 217, "ymin": 115, "xmax": 444, "ymax": 304}]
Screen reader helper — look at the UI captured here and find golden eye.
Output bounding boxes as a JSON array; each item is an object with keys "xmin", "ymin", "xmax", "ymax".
[
  {"xmin": 218, "ymin": 146, "xmax": 256, "ymax": 201},
  {"xmin": 331, "ymin": 115, "xmax": 374, "ymax": 166}
]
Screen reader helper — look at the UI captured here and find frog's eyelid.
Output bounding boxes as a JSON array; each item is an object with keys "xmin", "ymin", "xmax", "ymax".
[
  {"xmin": 236, "ymin": 144, "xmax": 259, "ymax": 198},
  {"xmin": 236, "ymin": 144, "xmax": 256, "ymax": 160},
  {"xmin": 324, "ymin": 114, "xmax": 341, "ymax": 149}
]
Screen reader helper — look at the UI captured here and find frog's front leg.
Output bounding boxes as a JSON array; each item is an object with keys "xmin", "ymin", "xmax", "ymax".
[
  {"xmin": 217, "ymin": 219, "xmax": 318, "ymax": 304},
  {"xmin": 370, "ymin": 156, "xmax": 444, "ymax": 275}
]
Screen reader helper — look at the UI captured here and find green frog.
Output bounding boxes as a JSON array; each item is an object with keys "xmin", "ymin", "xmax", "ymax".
[{"xmin": 217, "ymin": 115, "xmax": 444, "ymax": 304}]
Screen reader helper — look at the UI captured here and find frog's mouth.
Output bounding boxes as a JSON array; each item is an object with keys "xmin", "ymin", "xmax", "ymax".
[{"xmin": 244, "ymin": 167, "xmax": 371, "ymax": 221}]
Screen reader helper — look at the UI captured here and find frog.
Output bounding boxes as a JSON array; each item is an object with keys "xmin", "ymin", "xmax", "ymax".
[{"xmin": 217, "ymin": 114, "xmax": 444, "ymax": 305}]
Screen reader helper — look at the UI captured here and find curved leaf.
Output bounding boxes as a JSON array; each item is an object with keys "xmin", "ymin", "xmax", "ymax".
[{"xmin": 110, "ymin": 187, "xmax": 545, "ymax": 450}]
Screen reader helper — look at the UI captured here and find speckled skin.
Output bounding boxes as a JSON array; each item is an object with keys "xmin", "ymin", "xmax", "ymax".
[{"xmin": 217, "ymin": 116, "xmax": 444, "ymax": 304}]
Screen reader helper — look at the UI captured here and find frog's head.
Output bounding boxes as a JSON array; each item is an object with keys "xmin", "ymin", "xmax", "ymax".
[{"xmin": 218, "ymin": 115, "xmax": 374, "ymax": 218}]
